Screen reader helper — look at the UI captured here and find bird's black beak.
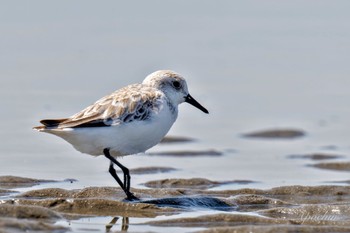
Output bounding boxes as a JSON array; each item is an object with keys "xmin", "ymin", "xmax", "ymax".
[{"xmin": 185, "ymin": 94, "xmax": 209, "ymax": 114}]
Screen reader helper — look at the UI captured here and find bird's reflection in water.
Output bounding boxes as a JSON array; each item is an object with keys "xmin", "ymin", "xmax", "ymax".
[{"xmin": 106, "ymin": 216, "xmax": 129, "ymax": 232}]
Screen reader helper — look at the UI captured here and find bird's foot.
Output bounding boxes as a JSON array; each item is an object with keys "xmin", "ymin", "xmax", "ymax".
[{"xmin": 124, "ymin": 192, "xmax": 139, "ymax": 201}]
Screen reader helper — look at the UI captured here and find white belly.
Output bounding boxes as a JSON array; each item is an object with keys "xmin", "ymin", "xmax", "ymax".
[{"xmin": 43, "ymin": 105, "xmax": 178, "ymax": 157}]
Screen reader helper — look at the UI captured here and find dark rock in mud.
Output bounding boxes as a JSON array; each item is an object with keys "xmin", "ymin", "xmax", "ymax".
[
  {"xmin": 144, "ymin": 178, "xmax": 253, "ymax": 189},
  {"xmin": 311, "ymin": 162, "xmax": 350, "ymax": 172},
  {"xmin": 148, "ymin": 149, "xmax": 222, "ymax": 157},
  {"xmin": 0, "ymin": 176, "xmax": 57, "ymax": 189},
  {"xmin": 242, "ymin": 128, "xmax": 305, "ymax": 139},
  {"xmin": 288, "ymin": 153, "xmax": 343, "ymax": 160},
  {"xmin": 0, "ymin": 217, "xmax": 68, "ymax": 233},
  {"xmin": 160, "ymin": 136, "xmax": 194, "ymax": 143}
]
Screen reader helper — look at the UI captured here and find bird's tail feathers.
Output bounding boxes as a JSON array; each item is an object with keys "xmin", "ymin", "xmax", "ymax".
[{"xmin": 33, "ymin": 118, "xmax": 68, "ymax": 131}]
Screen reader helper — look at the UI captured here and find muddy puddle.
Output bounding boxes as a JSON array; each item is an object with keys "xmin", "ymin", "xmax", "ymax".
[{"xmin": 1, "ymin": 176, "xmax": 350, "ymax": 233}]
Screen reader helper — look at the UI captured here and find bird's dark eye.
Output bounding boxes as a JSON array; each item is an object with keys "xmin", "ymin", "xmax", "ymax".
[{"xmin": 172, "ymin": 80, "xmax": 181, "ymax": 89}]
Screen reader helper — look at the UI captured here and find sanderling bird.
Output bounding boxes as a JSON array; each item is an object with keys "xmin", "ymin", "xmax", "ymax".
[{"xmin": 34, "ymin": 70, "xmax": 208, "ymax": 200}]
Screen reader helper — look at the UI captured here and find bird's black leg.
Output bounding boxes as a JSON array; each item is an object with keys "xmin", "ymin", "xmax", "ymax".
[
  {"xmin": 104, "ymin": 149, "xmax": 129, "ymax": 191},
  {"xmin": 108, "ymin": 162, "xmax": 124, "ymax": 190},
  {"xmin": 103, "ymin": 148, "xmax": 139, "ymax": 201}
]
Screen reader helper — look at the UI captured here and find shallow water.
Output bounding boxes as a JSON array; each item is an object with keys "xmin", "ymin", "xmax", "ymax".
[
  {"xmin": 1, "ymin": 1, "xmax": 350, "ymax": 232},
  {"xmin": 2, "ymin": 180, "xmax": 350, "ymax": 232}
]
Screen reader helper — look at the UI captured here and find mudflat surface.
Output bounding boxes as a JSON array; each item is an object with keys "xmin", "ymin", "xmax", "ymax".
[
  {"xmin": 1, "ymin": 176, "xmax": 350, "ymax": 232},
  {"xmin": 242, "ymin": 128, "xmax": 306, "ymax": 139}
]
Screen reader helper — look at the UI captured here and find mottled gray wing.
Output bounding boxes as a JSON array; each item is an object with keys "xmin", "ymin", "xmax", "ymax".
[{"xmin": 40, "ymin": 84, "xmax": 163, "ymax": 129}]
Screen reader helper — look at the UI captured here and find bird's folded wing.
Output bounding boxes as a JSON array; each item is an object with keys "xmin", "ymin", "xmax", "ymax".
[{"xmin": 36, "ymin": 84, "xmax": 163, "ymax": 129}]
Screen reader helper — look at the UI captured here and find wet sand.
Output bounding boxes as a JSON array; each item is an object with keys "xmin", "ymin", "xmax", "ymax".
[
  {"xmin": 311, "ymin": 162, "xmax": 350, "ymax": 172},
  {"xmin": 1, "ymin": 131, "xmax": 349, "ymax": 233},
  {"xmin": 288, "ymin": 153, "xmax": 344, "ymax": 160},
  {"xmin": 242, "ymin": 128, "xmax": 306, "ymax": 139},
  {"xmin": 1, "ymin": 176, "xmax": 350, "ymax": 232},
  {"xmin": 1, "ymin": 133, "xmax": 349, "ymax": 232}
]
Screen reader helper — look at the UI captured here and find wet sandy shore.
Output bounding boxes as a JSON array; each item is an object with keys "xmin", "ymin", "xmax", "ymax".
[
  {"xmin": 1, "ymin": 129, "xmax": 349, "ymax": 232},
  {"xmin": 1, "ymin": 175, "xmax": 350, "ymax": 232},
  {"xmin": 242, "ymin": 128, "xmax": 306, "ymax": 139}
]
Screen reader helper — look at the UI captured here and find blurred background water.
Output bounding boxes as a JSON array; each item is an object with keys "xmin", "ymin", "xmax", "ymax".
[{"xmin": 1, "ymin": 1, "xmax": 350, "ymax": 190}]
